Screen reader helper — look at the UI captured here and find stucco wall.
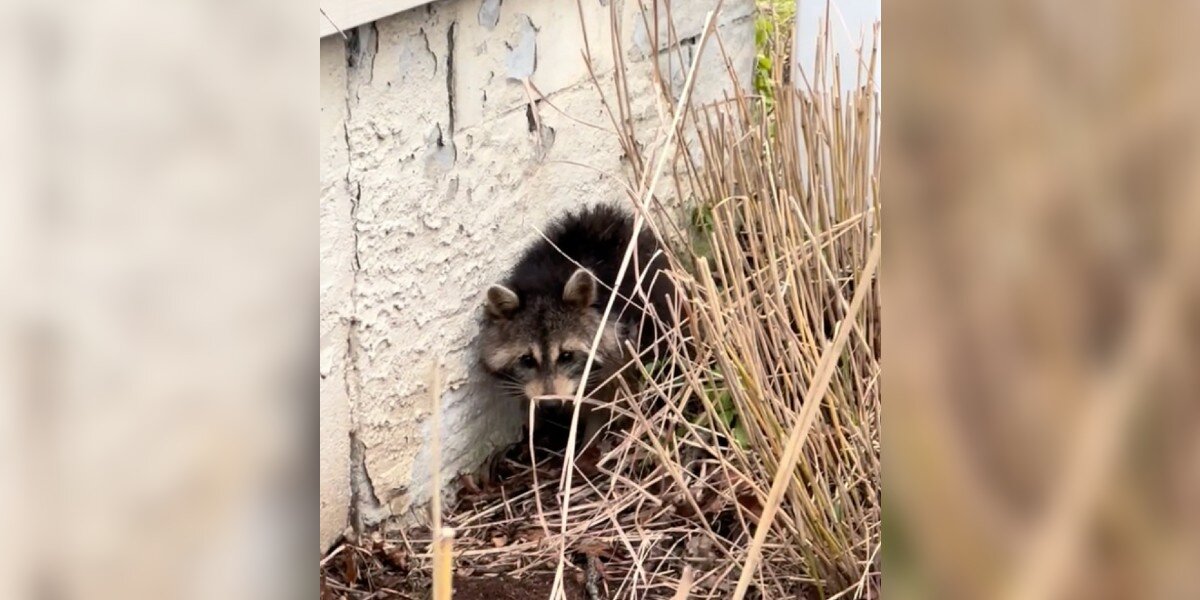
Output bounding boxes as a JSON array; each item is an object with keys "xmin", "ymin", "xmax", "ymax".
[{"xmin": 319, "ymin": 0, "xmax": 755, "ymax": 550}]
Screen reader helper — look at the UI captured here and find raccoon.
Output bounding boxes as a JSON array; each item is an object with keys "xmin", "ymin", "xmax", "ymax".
[{"xmin": 477, "ymin": 204, "xmax": 676, "ymax": 448}]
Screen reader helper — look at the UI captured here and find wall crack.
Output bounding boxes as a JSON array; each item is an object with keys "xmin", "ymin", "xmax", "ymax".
[
  {"xmin": 342, "ymin": 23, "xmax": 387, "ymax": 535},
  {"xmin": 446, "ymin": 21, "xmax": 457, "ymax": 138}
]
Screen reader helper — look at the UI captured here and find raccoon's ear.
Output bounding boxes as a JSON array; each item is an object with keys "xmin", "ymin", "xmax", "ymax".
[
  {"xmin": 563, "ymin": 268, "xmax": 597, "ymax": 308},
  {"xmin": 484, "ymin": 285, "xmax": 520, "ymax": 319}
]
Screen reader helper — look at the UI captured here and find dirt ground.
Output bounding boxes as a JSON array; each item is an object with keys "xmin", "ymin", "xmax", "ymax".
[
  {"xmin": 449, "ymin": 574, "xmax": 587, "ymax": 600},
  {"xmin": 322, "ymin": 570, "xmax": 588, "ymax": 600}
]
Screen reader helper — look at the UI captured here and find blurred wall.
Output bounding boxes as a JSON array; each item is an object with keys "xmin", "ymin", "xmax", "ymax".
[
  {"xmin": 318, "ymin": 0, "xmax": 756, "ymax": 550},
  {"xmin": 792, "ymin": 0, "xmax": 881, "ymax": 93}
]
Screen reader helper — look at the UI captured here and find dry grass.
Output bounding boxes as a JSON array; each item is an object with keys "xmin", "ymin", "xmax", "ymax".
[{"xmin": 321, "ymin": 2, "xmax": 879, "ymax": 598}]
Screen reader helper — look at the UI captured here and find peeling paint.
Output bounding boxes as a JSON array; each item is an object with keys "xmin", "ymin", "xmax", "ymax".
[
  {"xmin": 424, "ymin": 124, "xmax": 457, "ymax": 173},
  {"xmin": 504, "ymin": 14, "xmax": 537, "ymax": 80},
  {"xmin": 346, "ymin": 23, "xmax": 378, "ymax": 75},
  {"xmin": 536, "ymin": 124, "xmax": 555, "ymax": 160},
  {"xmin": 346, "ymin": 23, "xmax": 379, "ymax": 106},
  {"xmin": 410, "ymin": 28, "xmax": 439, "ymax": 79},
  {"xmin": 478, "ymin": 0, "xmax": 501, "ymax": 30},
  {"xmin": 349, "ymin": 431, "xmax": 389, "ymax": 533}
]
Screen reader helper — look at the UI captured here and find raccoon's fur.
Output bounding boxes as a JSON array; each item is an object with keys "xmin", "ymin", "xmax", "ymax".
[{"xmin": 477, "ymin": 204, "xmax": 676, "ymax": 447}]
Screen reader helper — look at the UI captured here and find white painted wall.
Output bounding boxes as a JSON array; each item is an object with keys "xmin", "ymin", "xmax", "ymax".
[
  {"xmin": 321, "ymin": 0, "xmax": 438, "ymax": 37},
  {"xmin": 320, "ymin": 34, "xmax": 357, "ymax": 550},
  {"xmin": 792, "ymin": 0, "xmax": 881, "ymax": 92},
  {"xmin": 319, "ymin": 0, "xmax": 756, "ymax": 550}
]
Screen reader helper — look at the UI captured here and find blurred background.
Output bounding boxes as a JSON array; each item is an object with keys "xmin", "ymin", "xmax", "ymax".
[
  {"xmin": 0, "ymin": 0, "xmax": 1196, "ymax": 598},
  {"xmin": 0, "ymin": 1, "xmax": 312, "ymax": 598},
  {"xmin": 886, "ymin": 0, "xmax": 1200, "ymax": 598}
]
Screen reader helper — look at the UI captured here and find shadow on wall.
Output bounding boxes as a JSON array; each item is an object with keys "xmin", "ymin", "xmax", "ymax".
[{"xmin": 402, "ymin": 356, "xmax": 523, "ymax": 520}]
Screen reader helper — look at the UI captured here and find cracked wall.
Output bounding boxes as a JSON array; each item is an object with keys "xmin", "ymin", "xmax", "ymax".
[{"xmin": 319, "ymin": 0, "xmax": 755, "ymax": 550}]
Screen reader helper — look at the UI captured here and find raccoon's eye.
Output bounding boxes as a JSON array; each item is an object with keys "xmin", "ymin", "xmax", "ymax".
[
  {"xmin": 557, "ymin": 351, "xmax": 575, "ymax": 364},
  {"xmin": 518, "ymin": 354, "xmax": 537, "ymax": 368}
]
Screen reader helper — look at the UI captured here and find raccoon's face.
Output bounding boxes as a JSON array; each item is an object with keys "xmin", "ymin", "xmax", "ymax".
[{"xmin": 478, "ymin": 268, "xmax": 624, "ymax": 407}]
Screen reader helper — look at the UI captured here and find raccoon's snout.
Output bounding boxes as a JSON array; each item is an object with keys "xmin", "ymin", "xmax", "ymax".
[{"xmin": 523, "ymin": 375, "xmax": 582, "ymax": 403}]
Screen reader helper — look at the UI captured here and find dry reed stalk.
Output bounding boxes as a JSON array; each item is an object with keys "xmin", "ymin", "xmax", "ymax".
[
  {"xmin": 427, "ymin": 362, "xmax": 454, "ymax": 599},
  {"xmin": 429, "ymin": 362, "xmax": 444, "ymax": 534},
  {"xmin": 433, "ymin": 527, "xmax": 456, "ymax": 600},
  {"xmin": 589, "ymin": 1, "xmax": 879, "ymax": 594},
  {"xmin": 669, "ymin": 566, "xmax": 694, "ymax": 600},
  {"xmin": 549, "ymin": 4, "xmax": 727, "ymax": 600},
  {"xmin": 731, "ymin": 234, "xmax": 881, "ymax": 600}
]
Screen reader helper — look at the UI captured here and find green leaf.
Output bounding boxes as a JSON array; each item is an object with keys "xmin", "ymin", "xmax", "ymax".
[
  {"xmin": 732, "ymin": 423, "xmax": 750, "ymax": 449},
  {"xmin": 690, "ymin": 204, "xmax": 715, "ymax": 232}
]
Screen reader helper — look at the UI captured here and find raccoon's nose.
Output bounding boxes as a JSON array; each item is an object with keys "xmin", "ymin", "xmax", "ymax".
[
  {"xmin": 523, "ymin": 380, "xmax": 545, "ymax": 399},
  {"xmin": 550, "ymin": 375, "xmax": 577, "ymax": 397}
]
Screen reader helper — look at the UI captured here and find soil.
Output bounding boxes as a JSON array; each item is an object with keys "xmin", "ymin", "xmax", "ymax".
[
  {"xmin": 449, "ymin": 574, "xmax": 588, "ymax": 600},
  {"xmin": 322, "ymin": 569, "xmax": 588, "ymax": 600}
]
